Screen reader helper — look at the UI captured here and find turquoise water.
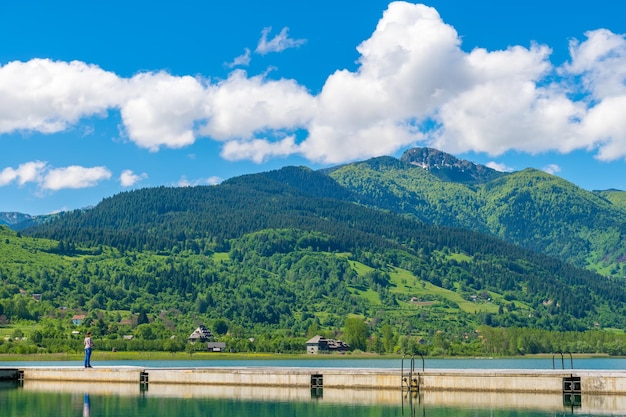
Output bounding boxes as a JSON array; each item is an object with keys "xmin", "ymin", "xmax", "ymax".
[{"xmin": 4, "ymin": 357, "xmax": 626, "ymax": 369}]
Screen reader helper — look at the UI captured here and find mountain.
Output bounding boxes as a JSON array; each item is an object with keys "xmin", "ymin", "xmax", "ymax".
[
  {"xmin": 14, "ymin": 165, "xmax": 626, "ymax": 332},
  {"xmin": 7, "ymin": 147, "xmax": 626, "ymax": 277},
  {"xmin": 0, "ymin": 211, "xmax": 60, "ymax": 230},
  {"xmin": 325, "ymin": 149, "xmax": 626, "ymax": 277},
  {"xmin": 400, "ymin": 147, "xmax": 507, "ymax": 184},
  {"xmin": 5, "ymin": 154, "xmax": 626, "ymax": 355},
  {"xmin": 0, "ymin": 212, "xmax": 40, "ymax": 229}
]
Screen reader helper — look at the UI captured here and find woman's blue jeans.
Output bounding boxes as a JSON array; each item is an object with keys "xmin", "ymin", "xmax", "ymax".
[{"xmin": 84, "ymin": 348, "xmax": 92, "ymax": 367}]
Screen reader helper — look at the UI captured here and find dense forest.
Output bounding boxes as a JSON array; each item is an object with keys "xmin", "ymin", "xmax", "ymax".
[
  {"xmin": 3, "ymin": 148, "xmax": 626, "ymax": 356},
  {"xmin": 325, "ymin": 152, "xmax": 626, "ymax": 276}
]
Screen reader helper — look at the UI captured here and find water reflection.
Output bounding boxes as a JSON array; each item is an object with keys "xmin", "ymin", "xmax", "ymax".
[
  {"xmin": 0, "ymin": 380, "xmax": 621, "ymax": 416},
  {"xmin": 83, "ymin": 393, "xmax": 90, "ymax": 417}
]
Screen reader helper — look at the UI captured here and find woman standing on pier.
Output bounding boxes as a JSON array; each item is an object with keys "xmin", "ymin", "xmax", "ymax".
[{"xmin": 84, "ymin": 332, "xmax": 93, "ymax": 368}]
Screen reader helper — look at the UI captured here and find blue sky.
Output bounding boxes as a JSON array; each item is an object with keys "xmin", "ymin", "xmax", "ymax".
[{"xmin": 1, "ymin": 0, "xmax": 625, "ymax": 215}]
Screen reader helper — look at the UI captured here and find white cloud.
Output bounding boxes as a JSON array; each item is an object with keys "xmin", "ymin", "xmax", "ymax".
[
  {"xmin": 296, "ymin": 2, "xmax": 626, "ymax": 165},
  {"xmin": 0, "ymin": 60, "xmax": 208, "ymax": 153},
  {"xmin": 200, "ymin": 69, "xmax": 315, "ymax": 141},
  {"xmin": 542, "ymin": 164, "xmax": 561, "ymax": 175},
  {"xmin": 1, "ymin": 2, "xmax": 626, "ymax": 168},
  {"xmin": 42, "ymin": 166, "xmax": 112, "ymax": 190},
  {"xmin": 120, "ymin": 71, "xmax": 208, "ymax": 151},
  {"xmin": 300, "ymin": 2, "xmax": 462, "ymax": 162},
  {"xmin": 486, "ymin": 161, "xmax": 513, "ymax": 172},
  {"xmin": 582, "ymin": 95, "xmax": 626, "ymax": 161},
  {"xmin": 0, "ymin": 59, "xmax": 122, "ymax": 134},
  {"xmin": 120, "ymin": 169, "xmax": 147, "ymax": 187},
  {"xmin": 221, "ymin": 136, "xmax": 299, "ymax": 163},
  {"xmin": 1, "ymin": 161, "xmax": 112, "ymax": 191},
  {"xmin": 562, "ymin": 29, "xmax": 626, "ymax": 161},
  {"xmin": 563, "ymin": 29, "xmax": 626, "ymax": 100},
  {"xmin": 0, "ymin": 161, "xmax": 47, "ymax": 186},
  {"xmin": 176, "ymin": 175, "xmax": 222, "ymax": 187},
  {"xmin": 226, "ymin": 48, "xmax": 252, "ymax": 68},
  {"xmin": 206, "ymin": 176, "xmax": 222, "ymax": 185},
  {"xmin": 255, "ymin": 27, "xmax": 306, "ymax": 55},
  {"xmin": 176, "ymin": 177, "xmax": 193, "ymax": 187}
]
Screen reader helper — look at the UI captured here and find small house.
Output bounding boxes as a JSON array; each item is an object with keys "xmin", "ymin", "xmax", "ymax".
[
  {"xmin": 72, "ymin": 315, "xmax": 86, "ymax": 325},
  {"xmin": 306, "ymin": 335, "xmax": 350, "ymax": 354},
  {"xmin": 207, "ymin": 342, "xmax": 227, "ymax": 352},
  {"xmin": 188, "ymin": 325, "xmax": 214, "ymax": 343}
]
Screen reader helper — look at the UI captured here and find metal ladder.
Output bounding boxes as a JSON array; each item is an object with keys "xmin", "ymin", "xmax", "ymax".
[{"xmin": 401, "ymin": 353, "xmax": 424, "ymax": 392}]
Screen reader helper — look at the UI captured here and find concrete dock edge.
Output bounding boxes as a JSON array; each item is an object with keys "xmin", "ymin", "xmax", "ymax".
[{"xmin": 5, "ymin": 367, "xmax": 626, "ymax": 394}]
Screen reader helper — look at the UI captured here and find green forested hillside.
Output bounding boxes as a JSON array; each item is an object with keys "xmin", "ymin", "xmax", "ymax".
[
  {"xmin": 479, "ymin": 169, "xmax": 626, "ymax": 271},
  {"xmin": 5, "ymin": 148, "xmax": 626, "ymax": 355},
  {"xmin": 13, "ymin": 148, "xmax": 626, "ymax": 278},
  {"xmin": 325, "ymin": 157, "xmax": 489, "ymax": 232},
  {"xmin": 326, "ymin": 153, "xmax": 626, "ymax": 277},
  {"xmin": 3, "ymin": 163, "xmax": 626, "ymax": 355},
  {"xmin": 593, "ymin": 189, "xmax": 626, "ymax": 214}
]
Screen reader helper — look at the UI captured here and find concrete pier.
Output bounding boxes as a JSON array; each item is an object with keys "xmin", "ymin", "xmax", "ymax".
[
  {"xmin": 11, "ymin": 375, "xmax": 626, "ymax": 415},
  {"xmin": 4, "ymin": 367, "xmax": 626, "ymax": 415},
  {"xmin": 8, "ymin": 366, "xmax": 626, "ymax": 394},
  {"xmin": 0, "ymin": 368, "xmax": 19, "ymax": 381}
]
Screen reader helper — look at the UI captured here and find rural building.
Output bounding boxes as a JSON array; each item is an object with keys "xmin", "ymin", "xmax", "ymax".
[
  {"xmin": 306, "ymin": 335, "xmax": 350, "ymax": 354},
  {"xmin": 71, "ymin": 315, "xmax": 86, "ymax": 325},
  {"xmin": 207, "ymin": 342, "xmax": 227, "ymax": 352},
  {"xmin": 188, "ymin": 325, "xmax": 214, "ymax": 342}
]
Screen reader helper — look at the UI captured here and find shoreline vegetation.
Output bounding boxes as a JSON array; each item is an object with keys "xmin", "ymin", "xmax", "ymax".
[
  {"xmin": 0, "ymin": 351, "xmax": 616, "ymax": 362},
  {"xmin": 0, "ymin": 351, "xmax": 367, "ymax": 362}
]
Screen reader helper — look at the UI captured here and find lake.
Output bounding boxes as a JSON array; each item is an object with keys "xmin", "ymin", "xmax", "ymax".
[{"xmin": 5, "ymin": 356, "xmax": 626, "ymax": 370}]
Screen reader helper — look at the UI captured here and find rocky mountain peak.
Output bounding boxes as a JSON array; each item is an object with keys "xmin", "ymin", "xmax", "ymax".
[{"xmin": 400, "ymin": 147, "xmax": 507, "ymax": 184}]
